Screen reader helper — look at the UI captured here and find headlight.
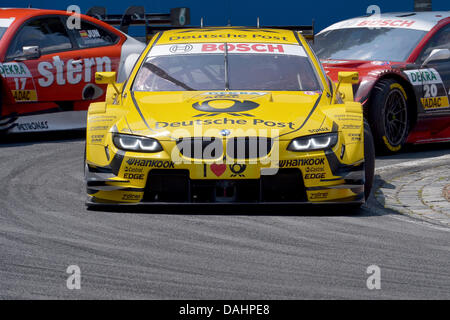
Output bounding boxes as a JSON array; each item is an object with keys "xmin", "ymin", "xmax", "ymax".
[
  {"xmin": 287, "ymin": 133, "xmax": 338, "ymax": 152},
  {"xmin": 112, "ymin": 133, "xmax": 163, "ymax": 152}
]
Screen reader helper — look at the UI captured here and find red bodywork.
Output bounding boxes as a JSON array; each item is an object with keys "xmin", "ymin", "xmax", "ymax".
[
  {"xmin": 0, "ymin": 9, "xmax": 125, "ymax": 124},
  {"xmin": 321, "ymin": 17, "xmax": 450, "ymax": 144}
]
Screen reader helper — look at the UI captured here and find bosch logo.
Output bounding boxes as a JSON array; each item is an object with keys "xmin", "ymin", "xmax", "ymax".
[{"xmin": 169, "ymin": 44, "xmax": 193, "ymax": 53}]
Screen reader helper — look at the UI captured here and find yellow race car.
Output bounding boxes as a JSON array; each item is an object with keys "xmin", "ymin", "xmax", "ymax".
[{"xmin": 85, "ymin": 27, "xmax": 375, "ymax": 207}]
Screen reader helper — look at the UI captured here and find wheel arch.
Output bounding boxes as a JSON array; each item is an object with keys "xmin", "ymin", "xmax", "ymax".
[{"xmin": 366, "ymin": 72, "xmax": 418, "ymax": 130}]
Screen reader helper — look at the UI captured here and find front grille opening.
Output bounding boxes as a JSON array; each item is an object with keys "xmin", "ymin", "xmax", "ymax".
[
  {"xmin": 143, "ymin": 170, "xmax": 190, "ymax": 202},
  {"xmin": 261, "ymin": 169, "xmax": 307, "ymax": 202},
  {"xmin": 144, "ymin": 169, "xmax": 306, "ymax": 203},
  {"xmin": 226, "ymin": 137, "xmax": 273, "ymax": 159},
  {"xmin": 177, "ymin": 138, "xmax": 222, "ymax": 160},
  {"xmin": 189, "ymin": 180, "xmax": 260, "ymax": 203}
]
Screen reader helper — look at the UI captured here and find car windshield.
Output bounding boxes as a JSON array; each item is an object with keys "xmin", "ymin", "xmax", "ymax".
[
  {"xmin": 133, "ymin": 42, "xmax": 321, "ymax": 92},
  {"xmin": 314, "ymin": 28, "xmax": 427, "ymax": 62}
]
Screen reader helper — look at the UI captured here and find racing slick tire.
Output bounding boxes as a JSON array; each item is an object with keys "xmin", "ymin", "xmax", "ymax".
[
  {"xmin": 368, "ymin": 78, "xmax": 410, "ymax": 154},
  {"xmin": 363, "ymin": 120, "xmax": 375, "ymax": 201},
  {"xmin": 346, "ymin": 121, "xmax": 375, "ymax": 214}
]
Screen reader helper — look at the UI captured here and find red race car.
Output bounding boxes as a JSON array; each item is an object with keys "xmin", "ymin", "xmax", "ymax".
[
  {"xmin": 0, "ymin": 7, "xmax": 189, "ymax": 134},
  {"xmin": 314, "ymin": 11, "xmax": 450, "ymax": 153}
]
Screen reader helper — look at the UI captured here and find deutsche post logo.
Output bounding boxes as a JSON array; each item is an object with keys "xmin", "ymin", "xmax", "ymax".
[
  {"xmin": 229, "ymin": 164, "xmax": 246, "ymax": 177},
  {"xmin": 193, "ymin": 99, "xmax": 259, "ymax": 117}
]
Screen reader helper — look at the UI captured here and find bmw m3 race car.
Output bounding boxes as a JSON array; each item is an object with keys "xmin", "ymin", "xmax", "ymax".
[
  {"xmin": 84, "ymin": 27, "xmax": 375, "ymax": 206},
  {"xmin": 0, "ymin": 7, "xmax": 189, "ymax": 133},
  {"xmin": 314, "ymin": 11, "xmax": 450, "ymax": 153}
]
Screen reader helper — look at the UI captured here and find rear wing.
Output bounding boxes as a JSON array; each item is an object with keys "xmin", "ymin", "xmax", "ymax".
[
  {"xmin": 262, "ymin": 24, "xmax": 314, "ymax": 42},
  {"xmin": 86, "ymin": 6, "xmax": 190, "ymax": 42}
]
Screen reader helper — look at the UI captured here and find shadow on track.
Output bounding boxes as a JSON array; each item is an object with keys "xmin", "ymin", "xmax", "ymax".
[
  {"xmin": 86, "ymin": 200, "xmax": 382, "ymax": 218},
  {"xmin": 0, "ymin": 130, "xmax": 85, "ymax": 147},
  {"xmin": 376, "ymin": 142, "xmax": 450, "ymax": 161}
]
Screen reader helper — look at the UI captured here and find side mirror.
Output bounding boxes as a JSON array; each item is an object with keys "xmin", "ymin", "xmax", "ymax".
[
  {"xmin": 422, "ymin": 48, "xmax": 450, "ymax": 67},
  {"xmin": 95, "ymin": 71, "xmax": 120, "ymax": 95},
  {"xmin": 333, "ymin": 71, "xmax": 359, "ymax": 103},
  {"xmin": 95, "ymin": 71, "xmax": 116, "ymax": 84},
  {"xmin": 15, "ymin": 46, "xmax": 40, "ymax": 61},
  {"xmin": 338, "ymin": 71, "xmax": 359, "ymax": 84}
]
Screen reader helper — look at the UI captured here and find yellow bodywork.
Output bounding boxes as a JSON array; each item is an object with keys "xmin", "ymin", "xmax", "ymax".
[{"xmin": 85, "ymin": 27, "xmax": 365, "ymax": 204}]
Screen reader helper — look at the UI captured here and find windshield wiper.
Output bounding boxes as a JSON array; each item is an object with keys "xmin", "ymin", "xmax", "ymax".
[
  {"xmin": 145, "ymin": 62, "xmax": 195, "ymax": 91},
  {"xmin": 224, "ymin": 42, "xmax": 230, "ymax": 90}
]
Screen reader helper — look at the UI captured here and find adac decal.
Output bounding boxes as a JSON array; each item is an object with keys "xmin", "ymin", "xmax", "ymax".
[
  {"xmin": 421, "ymin": 96, "xmax": 450, "ymax": 109},
  {"xmin": 126, "ymin": 158, "xmax": 175, "ymax": 168},
  {"xmin": 193, "ymin": 99, "xmax": 259, "ymax": 117},
  {"xmin": 12, "ymin": 90, "xmax": 37, "ymax": 102},
  {"xmin": 229, "ymin": 164, "xmax": 246, "ymax": 177},
  {"xmin": 37, "ymin": 56, "xmax": 112, "ymax": 87}
]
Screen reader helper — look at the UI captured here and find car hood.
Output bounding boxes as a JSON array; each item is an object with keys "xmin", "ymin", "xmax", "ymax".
[{"xmin": 121, "ymin": 91, "xmax": 332, "ymax": 140}]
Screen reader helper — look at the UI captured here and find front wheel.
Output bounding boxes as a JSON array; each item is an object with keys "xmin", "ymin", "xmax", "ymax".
[
  {"xmin": 368, "ymin": 79, "xmax": 410, "ymax": 154},
  {"xmin": 363, "ymin": 120, "xmax": 375, "ymax": 200}
]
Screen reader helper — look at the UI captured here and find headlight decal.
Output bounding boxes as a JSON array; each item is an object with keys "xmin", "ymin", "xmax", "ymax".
[
  {"xmin": 288, "ymin": 132, "xmax": 338, "ymax": 152},
  {"xmin": 113, "ymin": 133, "xmax": 163, "ymax": 153}
]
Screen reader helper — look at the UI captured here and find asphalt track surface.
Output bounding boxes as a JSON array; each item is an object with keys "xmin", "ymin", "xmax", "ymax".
[{"xmin": 0, "ymin": 132, "xmax": 449, "ymax": 299}]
